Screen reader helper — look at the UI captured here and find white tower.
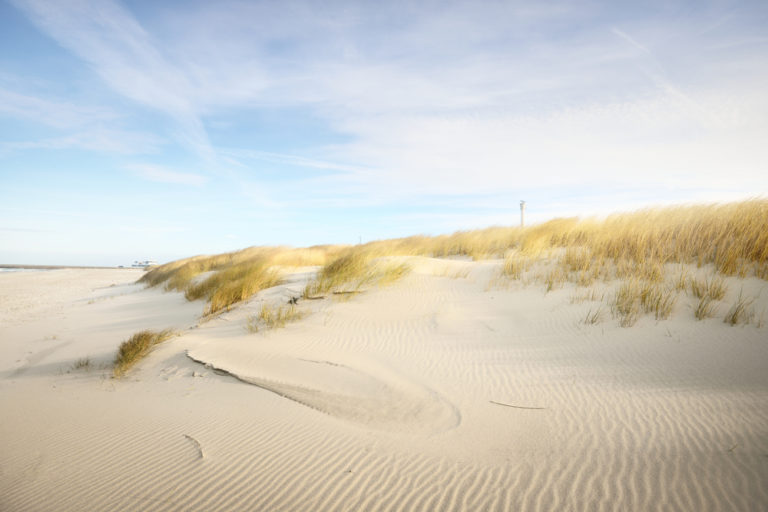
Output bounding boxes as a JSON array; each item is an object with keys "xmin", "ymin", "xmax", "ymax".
[{"xmin": 520, "ymin": 200, "xmax": 526, "ymax": 228}]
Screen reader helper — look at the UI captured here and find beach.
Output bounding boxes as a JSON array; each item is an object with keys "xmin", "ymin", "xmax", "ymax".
[{"xmin": 1, "ymin": 261, "xmax": 767, "ymax": 511}]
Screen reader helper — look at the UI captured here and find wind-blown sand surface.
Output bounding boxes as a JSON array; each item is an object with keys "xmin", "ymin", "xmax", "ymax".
[{"xmin": 1, "ymin": 261, "xmax": 767, "ymax": 511}]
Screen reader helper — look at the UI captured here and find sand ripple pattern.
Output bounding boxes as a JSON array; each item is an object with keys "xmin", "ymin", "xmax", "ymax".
[{"xmin": 2, "ymin": 261, "xmax": 768, "ymax": 511}]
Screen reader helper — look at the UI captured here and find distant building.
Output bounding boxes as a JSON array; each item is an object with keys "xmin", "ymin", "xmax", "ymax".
[{"xmin": 131, "ymin": 260, "xmax": 157, "ymax": 268}]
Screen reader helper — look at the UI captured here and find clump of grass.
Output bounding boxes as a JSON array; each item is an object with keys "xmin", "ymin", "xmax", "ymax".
[
  {"xmin": 71, "ymin": 357, "xmax": 92, "ymax": 371},
  {"xmin": 543, "ymin": 266, "xmax": 567, "ymax": 292},
  {"xmin": 113, "ymin": 329, "xmax": 174, "ymax": 377},
  {"xmin": 570, "ymin": 288, "xmax": 603, "ymax": 304},
  {"xmin": 673, "ymin": 267, "xmax": 690, "ymax": 292},
  {"xmin": 689, "ymin": 275, "xmax": 727, "ymax": 301},
  {"xmin": 694, "ymin": 297, "xmax": 717, "ymax": 320},
  {"xmin": 304, "ymin": 249, "xmax": 411, "ymax": 297},
  {"xmin": 248, "ymin": 303, "xmax": 305, "ymax": 332},
  {"xmin": 563, "ymin": 247, "xmax": 592, "ymax": 272},
  {"xmin": 582, "ymin": 307, "xmax": 603, "ymax": 325},
  {"xmin": 612, "ymin": 280, "xmax": 641, "ymax": 327},
  {"xmin": 501, "ymin": 253, "xmax": 532, "ymax": 280},
  {"xmin": 724, "ymin": 292, "xmax": 755, "ymax": 325},
  {"xmin": 181, "ymin": 257, "xmax": 283, "ymax": 315},
  {"xmin": 639, "ymin": 283, "xmax": 677, "ymax": 320}
]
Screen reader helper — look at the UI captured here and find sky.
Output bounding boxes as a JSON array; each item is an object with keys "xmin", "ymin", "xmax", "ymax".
[{"xmin": 1, "ymin": 0, "xmax": 767, "ymax": 266}]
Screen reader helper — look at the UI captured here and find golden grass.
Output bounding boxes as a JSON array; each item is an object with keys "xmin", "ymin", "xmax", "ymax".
[
  {"xmin": 304, "ymin": 249, "xmax": 411, "ymax": 297},
  {"xmin": 724, "ymin": 292, "xmax": 755, "ymax": 325},
  {"xmin": 113, "ymin": 329, "xmax": 174, "ymax": 377},
  {"xmin": 640, "ymin": 284, "xmax": 678, "ymax": 320},
  {"xmin": 695, "ymin": 297, "xmax": 718, "ymax": 320},
  {"xmin": 501, "ymin": 253, "xmax": 533, "ymax": 280},
  {"xmin": 570, "ymin": 289, "xmax": 604, "ymax": 304},
  {"xmin": 582, "ymin": 307, "xmax": 603, "ymax": 325},
  {"xmin": 688, "ymin": 275, "xmax": 727, "ymax": 301},
  {"xmin": 139, "ymin": 200, "xmax": 767, "ymax": 326},
  {"xmin": 248, "ymin": 303, "xmax": 305, "ymax": 332},
  {"xmin": 612, "ymin": 280, "xmax": 642, "ymax": 327},
  {"xmin": 543, "ymin": 266, "xmax": 567, "ymax": 292}
]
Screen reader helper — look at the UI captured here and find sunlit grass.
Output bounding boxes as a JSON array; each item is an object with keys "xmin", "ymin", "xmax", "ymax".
[
  {"xmin": 303, "ymin": 249, "xmax": 411, "ymax": 297},
  {"xmin": 138, "ymin": 200, "xmax": 767, "ymax": 327},
  {"xmin": 724, "ymin": 292, "xmax": 755, "ymax": 326},
  {"xmin": 113, "ymin": 329, "xmax": 174, "ymax": 377},
  {"xmin": 694, "ymin": 296, "xmax": 718, "ymax": 320},
  {"xmin": 248, "ymin": 303, "xmax": 306, "ymax": 332}
]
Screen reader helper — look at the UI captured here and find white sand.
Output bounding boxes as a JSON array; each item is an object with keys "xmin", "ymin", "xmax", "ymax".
[{"xmin": 1, "ymin": 261, "xmax": 767, "ymax": 511}]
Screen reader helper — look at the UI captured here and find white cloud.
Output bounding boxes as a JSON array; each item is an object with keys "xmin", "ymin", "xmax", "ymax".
[
  {"xmin": 0, "ymin": 128, "xmax": 162, "ymax": 155},
  {"xmin": 0, "ymin": 87, "xmax": 115, "ymax": 128},
  {"xmin": 12, "ymin": 0, "xmax": 213, "ymax": 159},
  {"xmin": 11, "ymin": 0, "xmax": 768, "ymax": 207}
]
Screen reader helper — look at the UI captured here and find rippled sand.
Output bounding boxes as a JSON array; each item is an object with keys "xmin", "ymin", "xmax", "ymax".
[{"xmin": 1, "ymin": 261, "xmax": 767, "ymax": 511}]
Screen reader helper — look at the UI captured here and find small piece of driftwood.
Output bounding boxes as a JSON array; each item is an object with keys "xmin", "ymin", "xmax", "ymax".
[{"xmin": 489, "ymin": 400, "xmax": 546, "ymax": 410}]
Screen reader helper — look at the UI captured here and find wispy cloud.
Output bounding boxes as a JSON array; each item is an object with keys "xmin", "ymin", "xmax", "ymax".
[
  {"xmin": 127, "ymin": 164, "xmax": 208, "ymax": 187},
  {"xmin": 0, "ymin": 87, "xmax": 115, "ymax": 128},
  {"xmin": 9, "ymin": 0, "xmax": 768, "ymax": 210},
  {"xmin": 12, "ymin": 0, "xmax": 213, "ymax": 159},
  {"xmin": 0, "ymin": 128, "xmax": 162, "ymax": 155}
]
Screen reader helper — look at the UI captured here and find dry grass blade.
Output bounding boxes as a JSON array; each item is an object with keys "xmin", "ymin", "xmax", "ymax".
[
  {"xmin": 304, "ymin": 249, "xmax": 411, "ymax": 297},
  {"xmin": 694, "ymin": 297, "xmax": 717, "ymax": 320},
  {"xmin": 639, "ymin": 283, "xmax": 677, "ymax": 320},
  {"xmin": 612, "ymin": 280, "xmax": 641, "ymax": 327},
  {"xmin": 113, "ymin": 329, "xmax": 174, "ymax": 377},
  {"xmin": 501, "ymin": 253, "xmax": 532, "ymax": 280},
  {"xmin": 724, "ymin": 292, "xmax": 755, "ymax": 325},
  {"xmin": 582, "ymin": 307, "xmax": 603, "ymax": 325},
  {"xmin": 544, "ymin": 266, "xmax": 566, "ymax": 292},
  {"xmin": 248, "ymin": 303, "xmax": 305, "ymax": 332},
  {"xmin": 689, "ymin": 275, "xmax": 727, "ymax": 301}
]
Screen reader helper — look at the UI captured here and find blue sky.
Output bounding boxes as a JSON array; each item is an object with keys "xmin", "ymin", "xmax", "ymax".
[{"xmin": 1, "ymin": 0, "xmax": 767, "ymax": 266}]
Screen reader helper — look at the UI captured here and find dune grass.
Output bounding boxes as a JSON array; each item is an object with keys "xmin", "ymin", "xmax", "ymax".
[
  {"xmin": 113, "ymin": 329, "xmax": 174, "ymax": 377},
  {"xmin": 695, "ymin": 297, "xmax": 718, "ymax": 320},
  {"xmin": 303, "ymin": 249, "xmax": 411, "ymax": 297},
  {"xmin": 724, "ymin": 292, "xmax": 755, "ymax": 325},
  {"xmin": 139, "ymin": 200, "xmax": 767, "ymax": 327},
  {"xmin": 248, "ymin": 303, "xmax": 306, "ymax": 332}
]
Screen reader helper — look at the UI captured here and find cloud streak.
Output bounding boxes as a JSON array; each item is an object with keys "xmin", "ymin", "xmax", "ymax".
[
  {"xmin": 127, "ymin": 164, "xmax": 208, "ymax": 187},
  {"xmin": 9, "ymin": 0, "xmax": 768, "ymax": 211},
  {"xmin": 12, "ymin": 0, "xmax": 213, "ymax": 159}
]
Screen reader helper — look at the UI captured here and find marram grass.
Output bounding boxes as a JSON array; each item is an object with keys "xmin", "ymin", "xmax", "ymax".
[
  {"xmin": 113, "ymin": 329, "xmax": 174, "ymax": 377},
  {"xmin": 139, "ymin": 199, "xmax": 767, "ymax": 327}
]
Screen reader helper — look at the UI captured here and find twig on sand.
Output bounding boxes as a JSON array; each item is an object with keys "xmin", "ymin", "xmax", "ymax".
[
  {"xmin": 183, "ymin": 434, "xmax": 204, "ymax": 459},
  {"xmin": 490, "ymin": 400, "xmax": 546, "ymax": 410},
  {"xmin": 333, "ymin": 290, "xmax": 361, "ymax": 295}
]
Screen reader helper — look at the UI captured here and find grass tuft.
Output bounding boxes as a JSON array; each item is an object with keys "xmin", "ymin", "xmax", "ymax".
[
  {"xmin": 612, "ymin": 280, "xmax": 641, "ymax": 327},
  {"xmin": 248, "ymin": 303, "xmax": 305, "ymax": 332},
  {"xmin": 689, "ymin": 275, "xmax": 727, "ymax": 301},
  {"xmin": 582, "ymin": 307, "xmax": 603, "ymax": 325},
  {"xmin": 501, "ymin": 253, "xmax": 532, "ymax": 280},
  {"xmin": 71, "ymin": 357, "xmax": 92, "ymax": 371},
  {"xmin": 113, "ymin": 329, "xmax": 174, "ymax": 378},
  {"xmin": 724, "ymin": 292, "xmax": 755, "ymax": 326},
  {"xmin": 694, "ymin": 297, "xmax": 717, "ymax": 320},
  {"xmin": 304, "ymin": 249, "xmax": 411, "ymax": 297}
]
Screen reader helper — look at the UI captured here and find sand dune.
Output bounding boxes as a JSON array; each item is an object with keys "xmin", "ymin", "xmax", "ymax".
[{"xmin": 2, "ymin": 261, "xmax": 767, "ymax": 511}]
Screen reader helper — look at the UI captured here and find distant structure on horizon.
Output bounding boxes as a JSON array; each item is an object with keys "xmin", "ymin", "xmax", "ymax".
[
  {"xmin": 520, "ymin": 200, "xmax": 526, "ymax": 228},
  {"xmin": 131, "ymin": 260, "xmax": 157, "ymax": 269}
]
